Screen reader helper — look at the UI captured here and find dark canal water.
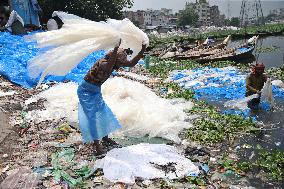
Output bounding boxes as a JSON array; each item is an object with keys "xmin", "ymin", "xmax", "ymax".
[
  {"xmin": 229, "ymin": 36, "xmax": 284, "ymax": 68},
  {"xmin": 215, "ymin": 36, "xmax": 284, "ymax": 188}
]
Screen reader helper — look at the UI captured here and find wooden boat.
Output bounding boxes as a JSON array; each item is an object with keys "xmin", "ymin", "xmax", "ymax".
[
  {"xmin": 173, "ymin": 35, "xmax": 231, "ymax": 60},
  {"xmin": 198, "ymin": 36, "xmax": 258, "ymax": 63},
  {"xmin": 158, "ymin": 39, "xmax": 207, "ymax": 59}
]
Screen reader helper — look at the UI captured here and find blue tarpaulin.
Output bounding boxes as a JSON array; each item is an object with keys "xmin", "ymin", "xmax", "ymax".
[
  {"xmin": 10, "ymin": 0, "xmax": 41, "ymax": 26},
  {"xmin": 0, "ymin": 32, "xmax": 105, "ymax": 88}
]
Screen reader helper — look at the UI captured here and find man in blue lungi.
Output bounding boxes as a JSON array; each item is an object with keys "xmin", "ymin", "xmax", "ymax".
[{"xmin": 78, "ymin": 39, "xmax": 146, "ymax": 155}]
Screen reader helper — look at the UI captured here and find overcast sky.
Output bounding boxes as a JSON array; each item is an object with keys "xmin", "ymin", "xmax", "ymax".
[{"xmin": 129, "ymin": 0, "xmax": 284, "ymax": 18}]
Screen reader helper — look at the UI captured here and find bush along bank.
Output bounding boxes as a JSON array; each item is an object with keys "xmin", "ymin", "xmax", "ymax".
[
  {"xmin": 268, "ymin": 65, "xmax": 284, "ymax": 81},
  {"xmin": 149, "ymin": 23, "xmax": 284, "ymax": 49}
]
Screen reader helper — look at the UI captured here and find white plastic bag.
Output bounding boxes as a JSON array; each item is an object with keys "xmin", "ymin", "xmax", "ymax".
[{"xmin": 261, "ymin": 78, "xmax": 274, "ymax": 105}]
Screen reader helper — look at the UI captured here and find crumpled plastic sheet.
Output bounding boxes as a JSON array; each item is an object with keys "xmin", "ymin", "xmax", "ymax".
[
  {"xmin": 94, "ymin": 143, "xmax": 199, "ymax": 184},
  {"xmin": 0, "ymin": 32, "xmax": 105, "ymax": 88},
  {"xmin": 27, "ymin": 12, "xmax": 149, "ymax": 85},
  {"xmin": 25, "ymin": 78, "xmax": 193, "ymax": 143},
  {"xmin": 224, "ymin": 94, "xmax": 259, "ymax": 110},
  {"xmin": 169, "ymin": 66, "xmax": 284, "ymax": 117}
]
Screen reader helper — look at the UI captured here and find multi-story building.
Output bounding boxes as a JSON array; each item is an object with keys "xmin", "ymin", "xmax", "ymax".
[
  {"xmin": 210, "ymin": 5, "xmax": 221, "ymax": 26},
  {"xmin": 124, "ymin": 8, "xmax": 175, "ymax": 28},
  {"xmin": 143, "ymin": 11, "xmax": 152, "ymax": 25},
  {"xmin": 185, "ymin": 0, "xmax": 224, "ymax": 27},
  {"xmin": 196, "ymin": 0, "xmax": 211, "ymax": 26},
  {"xmin": 151, "ymin": 11, "xmax": 170, "ymax": 26}
]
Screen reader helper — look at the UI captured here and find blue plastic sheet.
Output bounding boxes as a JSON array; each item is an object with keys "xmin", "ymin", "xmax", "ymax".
[
  {"xmin": 0, "ymin": 32, "xmax": 105, "ymax": 88},
  {"xmin": 11, "ymin": 0, "xmax": 41, "ymax": 26},
  {"xmin": 170, "ymin": 67, "xmax": 284, "ymax": 118}
]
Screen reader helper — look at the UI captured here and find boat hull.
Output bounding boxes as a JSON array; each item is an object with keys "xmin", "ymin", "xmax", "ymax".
[{"xmin": 198, "ymin": 46, "xmax": 255, "ymax": 63}]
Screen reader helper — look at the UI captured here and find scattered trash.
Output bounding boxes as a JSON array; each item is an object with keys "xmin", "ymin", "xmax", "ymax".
[
  {"xmin": 51, "ymin": 148, "xmax": 87, "ymax": 187},
  {"xmin": 22, "ymin": 151, "xmax": 48, "ymax": 167},
  {"xmin": 242, "ymin": 144, "xmax": 252, "ymax": 149},
  {"xmin": 142, "ymin": 180, "xmax": 152, "ymax": 187},
  {"xmin": 201, "ymin": 164, "xmax": 210, "ymax": 174},
  {"xmin": 211, "ymin": 172, "xmax": 227, "ymax": 181},
  {"xmin": 1, "ymin": 165, "xmax": 9, "ymax": 174},
  {"xmin": 210, "ymin": 157, "xmax": 217, "ymax": 162},
  {"xmin": 0, "ymin": 167, "xmax": 40, "ymax": 189}
]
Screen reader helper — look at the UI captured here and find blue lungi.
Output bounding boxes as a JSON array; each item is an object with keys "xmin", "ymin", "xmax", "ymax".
[{"xmin": 77, "ymin": 80, "xmax": 121, "ymax": 143}]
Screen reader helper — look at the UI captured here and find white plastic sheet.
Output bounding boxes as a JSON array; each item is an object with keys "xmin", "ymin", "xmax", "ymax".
[
  {"xmin": 272, "ymin": 80, "xmax": 284, "ymax": 88},
  {"xmin": 94, "ymin": 143, "xmax": 199, "ymax": 184},
  {"xmin": 25, "ymin": 78, "xmax": 193, "ymax": 143},
  {"xmin": 27, "ymin": 12, "xmax": 149, "ymax": 86},
  {"xmin": 224, "ymin": 94, "xmax": 259, "ymax": 110},
  {"xmin": 261, "ymin": 78, "xmax": 274, "ymax": 105},
  {"xmin": 102, "ymin": 77, "xmax": 194, "ymax": 143}
]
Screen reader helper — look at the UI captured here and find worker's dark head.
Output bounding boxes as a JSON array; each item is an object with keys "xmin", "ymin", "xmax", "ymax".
[
  {"xmin": 0, "ymin": 6, "xmax": 10, "ymax": 18},
  {"xmin": 124, "ymin": 48, "xmax": 133, "ymax": 55},
  {"xmin": 254, "ymin": 63, "xmax": 265, "ymax": 75},
  {"xmin": 0, "ymin": 6, "xmax": 10, "ymax": 26},
  {"xmin": 104, "ymin": 51, "xmax": 113, "ymax": 60}
]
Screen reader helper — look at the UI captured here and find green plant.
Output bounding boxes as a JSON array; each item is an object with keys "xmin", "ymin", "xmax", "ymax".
[
  {"xmin": 238, "ymin": 145, "xmax": 284, "ymax": 181},
  {"xmin": 268, "ymin": 66, "xmax": 284, "ymax": 81},
  {"xmin": 256, "ymin": 46, "xmax": 280, "ymax": 53},
  {"xmin": 186, "ymin": 102, "xmax": 258, "ymax": 145}
]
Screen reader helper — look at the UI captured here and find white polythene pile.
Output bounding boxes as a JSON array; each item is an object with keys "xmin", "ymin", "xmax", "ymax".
[
  {"xmin": 0, "ymin": 90, "xmax": 16, "ymax": 97},
  {"xmin": 94, "ymin": 143, "xmax": 199, "ymax": 184},
  {"xmin": 102, "ymin": 77, "xmax": 193, "ymax": 142},
  {"xmin": 25, "ymin": 78, "xmax": 193, "ymax": 143},
  {"xmin": 25, "ymin": 82, "xmax": 79, "ymax": 125}
]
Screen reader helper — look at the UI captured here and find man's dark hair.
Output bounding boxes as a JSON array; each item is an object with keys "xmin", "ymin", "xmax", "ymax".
[
  {"xmin": 0, "ymin": 6, "xmax": 10, "ymax": 18},
  {"xmin": 124, "ymin": 48, "xmax": 133, "ymax": 55}
]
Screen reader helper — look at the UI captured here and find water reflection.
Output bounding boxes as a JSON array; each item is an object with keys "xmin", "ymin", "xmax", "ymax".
[{"xmin": 229, "ymin": 36, "xmax": 284, "ymax": 68}]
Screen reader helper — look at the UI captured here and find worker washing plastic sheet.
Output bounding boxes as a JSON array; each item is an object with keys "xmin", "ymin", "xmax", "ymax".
[
  {"xmin": 168, "ymin": 66, "xmax": 284, "ymax": 116},
  {"xmin": 25, "ymin": 78, "xmax": 194, "ymax": 143}
]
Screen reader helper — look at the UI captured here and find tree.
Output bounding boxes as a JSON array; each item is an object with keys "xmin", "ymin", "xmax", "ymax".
[
  {"xmin": 224, "ymin": 19, "xmax": 230, "ymax": 26},
  {"xmin": 230, "ymin": 17, "xmax": 240, "ymax": 27},
  {"xmin": 38, "ymin": 0, "xmax": 133, "ymax": 22},
  {"xmin": 178, "ymin": 7, "xmax": 198, "ymax": 27}
]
